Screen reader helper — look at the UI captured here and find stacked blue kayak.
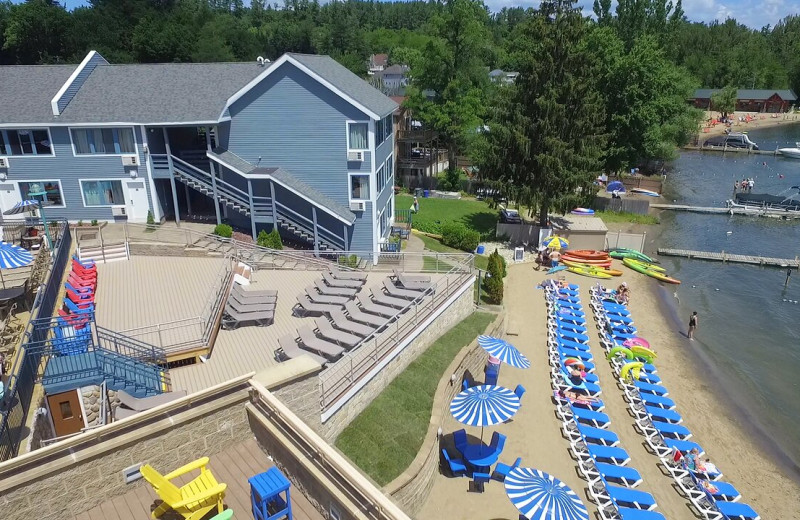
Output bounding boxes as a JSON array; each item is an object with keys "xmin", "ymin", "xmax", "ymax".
[{"xmin": 588, "ymin": 284, "xmax": 760, "ymax": 520}]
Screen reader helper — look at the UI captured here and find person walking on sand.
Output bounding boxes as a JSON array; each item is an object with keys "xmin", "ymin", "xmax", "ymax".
[{"xmin": 688, "ymin": 311, "xmax": 698, "ymax": 340}]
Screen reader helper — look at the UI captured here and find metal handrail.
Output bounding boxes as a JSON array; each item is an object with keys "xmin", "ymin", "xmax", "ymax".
[{"xmin": 274, "ymin": 201, "xmax": 344, "ymax": 248}]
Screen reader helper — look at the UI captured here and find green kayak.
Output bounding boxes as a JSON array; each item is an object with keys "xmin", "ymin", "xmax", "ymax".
[{"xmin": 609, "ymin": 248, "xmax": 657, "ymax": 263}]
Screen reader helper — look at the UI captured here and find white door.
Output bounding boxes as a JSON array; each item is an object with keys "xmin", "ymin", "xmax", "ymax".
[
  {"xmin": 0, "ymin": 182, "xmax": 23, "ymax": 220},
  {"xmin": 123, "ymin": 180, "xmax": 149, "ymax": 222}
]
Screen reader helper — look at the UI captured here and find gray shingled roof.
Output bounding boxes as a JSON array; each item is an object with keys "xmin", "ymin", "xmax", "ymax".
[
  {"xmin": 57, "ymin": 63, "xmax": 266, "ymax": 123},
  {"xmin": 289, "ymin": 54, "xmax": 398, "ymax": 118},
  {"xmin": 0, "ymin": 65, "xmax": 77, "ymax": 124},
  {"xmin": 208, "ymin": 149, "xmax": 356, "ymax": 224},
  {"xmin": 693, "ymin": 89, "xmax": 797, "ymax": 101}
]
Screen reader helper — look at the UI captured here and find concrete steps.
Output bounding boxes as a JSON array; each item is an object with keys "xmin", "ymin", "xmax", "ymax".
[{"xmin": 78, "ymin": 242, "xmax": 129, "ymax": 264}]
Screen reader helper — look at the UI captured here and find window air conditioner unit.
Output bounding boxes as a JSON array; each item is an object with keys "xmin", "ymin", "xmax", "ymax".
[
  {"xmin": 0, "ymin": 157, "xmax": 8, "ymax": 169},
  {"xmin": 349, "ymin": 201, "xmax": 366, "ymax": 212},
  {"xmin": 111, "ymin": 206, "xmax": 127, "ymax": 217},
  {"xmin": 347, "ymin": 151, "xmax": 363, "ymax": 162},
  {"xmin": 121, "ymin": 155, "xmax": 138, "ymax": 167}
]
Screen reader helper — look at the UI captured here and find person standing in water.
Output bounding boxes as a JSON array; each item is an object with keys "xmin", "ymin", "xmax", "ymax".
[{"xmin": 688, "ymin": 311, "xmax": 698, "ymax": 340}]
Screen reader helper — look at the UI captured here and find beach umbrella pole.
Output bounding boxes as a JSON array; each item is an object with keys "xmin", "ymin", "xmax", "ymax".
[{"xmin": 38, "ymin": 200, "xmax": 52, "ymax": 250}]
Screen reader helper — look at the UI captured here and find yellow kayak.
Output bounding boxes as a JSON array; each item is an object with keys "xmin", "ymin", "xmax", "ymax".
[
  {"xmin": 563, "ymin": 259, "xmax": 623, "ymax": 276},
  {"xmin": 568, "ymin": 266, "xmax": 613, "ymax": 279},
  {"xmin": 623, "ymin": 257, "xmax": 667, "ymax": 273}
]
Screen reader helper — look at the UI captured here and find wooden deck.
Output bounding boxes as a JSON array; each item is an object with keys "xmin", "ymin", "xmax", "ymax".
[
  {"xmin": 170, "ymin": 269, "xmax": 446, "ymax": 392},
  {"xmin": 70, "ymin": 438, "xmax": 323, "ymax": 520},
  {"xmin": 95, "ymin": 256, "xmax": 226, "ymax": 331},
  {"xmin": 658, "ymin": 248, "xmax": 800, "ymax": 268}
]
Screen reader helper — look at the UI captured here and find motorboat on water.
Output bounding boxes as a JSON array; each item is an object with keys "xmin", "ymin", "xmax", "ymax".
[
  {"xmin": 703, "ymin": 132, "xmax": 759, "ymax": 150},
  {"xmin": 726, "ymin": 187, "xmax": 800, "ymax": 215},
  {"xmin": 778, "ymin": 142, "xmax": 800, "ymax": 159}
]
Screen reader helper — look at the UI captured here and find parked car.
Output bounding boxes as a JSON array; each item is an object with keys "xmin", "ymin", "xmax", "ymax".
[{"xmin": 500, "ymin": 208, "xmax": 522, "ymax": 224}]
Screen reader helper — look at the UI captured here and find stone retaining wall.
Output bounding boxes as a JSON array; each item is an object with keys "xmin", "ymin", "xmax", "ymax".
[
  {"xmin": 384, "ymin": 312, "xmax": 505, "ymax": 515},
  {"xmin": 0, "ymin": 386, "xmax": 250, "ymax": 520},
  {"xmin": 273, "ymin": 279, "xmax": 476, "ymax": 442}
]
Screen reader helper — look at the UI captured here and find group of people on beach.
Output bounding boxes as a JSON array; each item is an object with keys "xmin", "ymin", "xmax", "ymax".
[
  {"xmin": 534, "ymin": 247, "xmax": 562, "ymax": 270},
  {"xmin": 734, "ymin": 178, "xmax": 755, "ymax": 193}
]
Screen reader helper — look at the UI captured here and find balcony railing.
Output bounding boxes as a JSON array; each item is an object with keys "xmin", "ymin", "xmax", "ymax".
[{"xmin": 397, "ymin": 129, "xmax": 437, "ymax": 141}]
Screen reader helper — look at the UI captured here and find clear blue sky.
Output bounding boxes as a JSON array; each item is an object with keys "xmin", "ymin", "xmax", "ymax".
[{"xmin": 11, "ymin": 0, "xmax": 800, "ymax": 29}]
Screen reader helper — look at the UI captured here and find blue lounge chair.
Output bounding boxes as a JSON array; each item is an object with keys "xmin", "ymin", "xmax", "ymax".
[
  {"xmin": 561, "ymin": 376, "xmax": 602, "ymax": 396},
  {"xmin": 556, "ymin": 330, "xmax": 590, "ymax": 343},
  {"xmin": 64, "ymin": 298, "xmax": 93, "ymax": 314},
  {"xmin": 555, "ymin": 348, "xmax": 593, "ymax": 363},
  {"xmin": 489, "ymin": 431, "xmax": 506, "ymax": 453},
  {"xmin": 555, "ymin": 338, "xmax": 591, "ymax": 351},
  {"xmin": 633, "ymin": 371, "xmax": 661, "ymax": 384},
  {"xmin": 714, "ymin": 500, "xmax": 759, "ymax": 520},
  {"xmin": 593, "ymin": 462, "xmax": 642, "ymax": 487},
  {"xmin": 645, "ymin": 406, "xmax": 682, "ymax": 424},
  {"xmin": 617, "ymin": 508, "xmax": 666, "ymax": 520},
  {"xmin": 453, "ymin": 429, "xmax": 468, "ymax": 450},
  {"xmin": 554, "ymin": 307, "xmax": 585, "ymax": 317},
  {"xmin": 649, "ymin": 420, "xmax": 692, "ymax": 440},
  {"xmin": 704, "ymin": 480, "xmax": 741, "ymax": 502},
  {"xmin": 634, "ymin": 381, "xmax": 668, "ymax": 396},
  {"xmin": 664, "ymin": 439, "xmax": 703, "ymax": 456},
  {"xmin": 604, "ymin": 484, "xmax": 657, "ymax": 510},
  {"xmin": 462, "ymin": 380, "xmax": 469, "ymax": 391},
  {"xmin": 557, "ymin": 354, "xmax": 595, "ymax": 371},
  {"xmin": 606, "ymin": 313, "xmax": 634, "ymax": 324},
  {"xmin": 569, "ymin": 404, "xmax": 610, "ymax": 428},
  {"xmin": 586, "ymin": 444, "xmax": 630, "ymax": 465},
  {"xmin": 442, "ymin": 449, "xmax": 466, "ymax": 477},
  {"xmin": 575, "ymin": 424, "xmax": 619, "ymax": 447},
  {"xmin": 492, "ymin": 457, "xmax": 521, "ymax": 481},
  {"xmin": 552, "ymin": 313, "xmax": 586, "ymax": 325},
  {"xmin": 65, "ymin": 282, "xmax": 93, "ymax": 295},
  {"xmin": 554, "ymin": 321, "xmax": 587, "ymax": 333},
  {"xmin": 611, "ymin": 332, "xmax": 638, "ymax": 341},
  {"xmin": 637, "ymin": 393, "xmax": 676, "ymax": 410}
]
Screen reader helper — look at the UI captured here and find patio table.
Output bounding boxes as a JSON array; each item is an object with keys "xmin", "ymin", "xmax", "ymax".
[{"xmin": 459, "ymin": 442, "xmax": 501, "ymax": 468}]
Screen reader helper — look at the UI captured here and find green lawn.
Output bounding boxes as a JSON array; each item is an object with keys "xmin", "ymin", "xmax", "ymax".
[
  {"xmin": 595, "ymin": 210, "xmax": 660, "ymax": 225},
  {"xmin": 335, "ymin": 312, "xmax": 496, "ymax": 485},
  {"xmin": 396, "ymin": 194, "xmax": 498, "ymax": 238},
  {"xmin": 417, "ymin": 233, "xmax": 489, "ymax": 271}
]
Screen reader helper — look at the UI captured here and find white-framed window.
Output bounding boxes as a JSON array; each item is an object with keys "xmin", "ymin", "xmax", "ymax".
[
  {"xmin": 375, "ymin": 115, "xmax": 393, "ymax": 147},
  {"xmin": 80, "ymin": 179, "xmax": 125, "ymax": 206},
  {"xmin": 385, "ymin": 154, "xmax": 393, "ymax": 188},
  {"xmin": 70, "ymin": 127, "xmax": 136, "ymax": 155},
  {"xmin": 376, "ymin": 165, "xmax": 385, "ymax": 192},
  {"xmin": 347, "ymin": 122, "xmax": 369, "ymax": 152},
  {"xmin": 18, "ymin": 180, "xmax": 65, "ymax": 207},
  {"xmin": 0, "ymin": 129, "xmax": 53, "ymax": 156},
  {"xmin": 350, "ymin": 174, "xmax": 370, "ymax": 200},
  {"xmin": 380, "ymin": 208, "xmax": 388, "ymax": 236}
]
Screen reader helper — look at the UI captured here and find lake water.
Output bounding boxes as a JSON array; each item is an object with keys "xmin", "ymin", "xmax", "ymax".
[{"xmin": 657, "ymin": 126, "xmax": 800, "ymax": 474}]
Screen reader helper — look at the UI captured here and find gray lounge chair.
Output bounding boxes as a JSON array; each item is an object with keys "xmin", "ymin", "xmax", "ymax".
[
  {"xmin": 322, "ymin": 271, "xmax": 363, "ymax": 289},
  {"xmin": 293, "ymin": 295, "xmax": 342, "ymax": 317},
  {"xmin": 330, "ymin": 267, "xmax": 367, "ymax": 281},
  {"xmin": 227, "ymin": 297, "xmax": 275, "ymax": 314},
  {"xmin": 393, "ymin": 268, "xmax": 431, "ymax": 284},
  {"xmin": 233, "ymin": 283, "xmax": 278, "ymax": 299},
  {"xmin": 113, "ymin": 389, "xmax": 188, "ymax": 420},
  {"xmin": 315, "ymin": 279, "xmax": 357, "ymax": 297},
  {"xmin": 314, "ymin": 317, "xmax": 362, "ymax": 347},
  {"xmin": 297, "ymin": 326, "xmax": 345, "ymax": 359},
  {"xmin": 371, "ymin": 289, "xmax": 409, "ymax": 309},
  {"xmin": 230, "ymin": 289, "xmax": 277, "ymax": 307},
  {"xmin": 276, "ymin": 335, "xmax": 327, "ymax": 365},
  {"xmin": 345, "ymin": 301, "xmax": 387, "ymax": 327},
  {"xmin": 305, "ymin": 286, "xmax": 349, "ymax": 305},
  {"xmin": 356, "ymin": 294, "xmax": 397, "ymax": 318},
  {"xmin": 329, "ymin": 309, "xmax": 375, "ymax": 337},
  {"xmin": 383, "ymin": 279, "xmax": 425, "ymax": 300},
  {"xmin": 222, "ymin": 304, "xmax": 274, "ymax": 329}
]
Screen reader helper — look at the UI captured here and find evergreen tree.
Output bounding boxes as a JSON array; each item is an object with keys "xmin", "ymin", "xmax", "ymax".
[{"xmin": 479, "ymin": 0, "xmax": 606, "ymax": 225}]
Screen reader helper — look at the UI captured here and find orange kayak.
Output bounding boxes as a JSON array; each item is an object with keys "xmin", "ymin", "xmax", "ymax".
[
  {"xmin": 568, "ymin": 250, "xmax": 609, "ymax": 260},
  {"xmin": 562, "ymin": 255, "xmax": 611, "ymax": 267}
]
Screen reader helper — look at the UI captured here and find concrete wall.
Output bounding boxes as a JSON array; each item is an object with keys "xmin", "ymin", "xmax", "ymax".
[
  {"xmin": 384, "ymin": 313, "xmax": 504, "ymax": 515},
  {"xmin": 273, "ymin": 281, "xmax": 476, "ymax": 442},
  {"xmin": 0, "ymin": 383, "xmax": 251, "ymax": 520}
]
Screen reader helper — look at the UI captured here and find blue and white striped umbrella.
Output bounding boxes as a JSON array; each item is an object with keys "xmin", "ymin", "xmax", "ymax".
[
  {"xmin": 0, "ymin": 241, "xmax": 34, "ymax": 269},
  {"xmin": 3, "ymin": 199, "xmax": 49, "ymax": 215},
  {"xmin": 450, "ymin": 385, "xmax": 520, "ymax": 427},
  {"xmin": 478, "ymin": 335, "xmax": 531, "ymax": 369},
  {"xmin": 505, "ymin": 468, "xmax": 589, "ymax": 520}
]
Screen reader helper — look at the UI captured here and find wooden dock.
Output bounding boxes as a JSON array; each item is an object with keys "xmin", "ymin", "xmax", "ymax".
[
  {"xmin": 650, "ymin": 203, "xmax": 800, "ymax": 219},
  {"xmin": 658, "ymin": 248, "xmax": 800, "ymax": 269},
  {"xmin": 683, "ymin": 145, "xmax": 779, "ymax": 156}
]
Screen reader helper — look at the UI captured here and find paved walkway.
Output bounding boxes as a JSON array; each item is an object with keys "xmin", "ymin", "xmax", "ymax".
[{"xmin": 404, "ymin": 232, "xmax": 425, "ymax": 271}]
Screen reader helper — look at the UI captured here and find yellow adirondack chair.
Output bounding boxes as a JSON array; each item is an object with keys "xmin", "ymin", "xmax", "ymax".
[{"xmin": 140, "ymin": 457, "xmax": 227, "ymax": 520}]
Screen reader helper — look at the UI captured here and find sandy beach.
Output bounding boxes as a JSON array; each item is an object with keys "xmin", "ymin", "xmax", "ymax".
[
  {"xmin": 417, "ymin": 260, "xmax": 800, "ymax": 519},
  {"xmin": 698, "ymin": 110, "xmax": 800, "ymax": 144}
]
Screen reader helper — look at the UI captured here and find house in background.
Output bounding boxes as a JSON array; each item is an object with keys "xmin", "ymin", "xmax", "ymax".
[
  {"xmin": 489, "ymin": 69, "xmax": 519, "ymax": 85},
  {"xmin": 368, "ymin": 53, "xmax": 389, "ymax": 75},
  {"xmin": 691, "ymin": 89, "xmax": 797, "ymax": 113},
  {"xmin": 373, "ymin": 64, "xmax": 409, "ymax": 94},
  {"xmin": 0, "ymin": 51, "xmax": 397, "ymax": 256}
]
